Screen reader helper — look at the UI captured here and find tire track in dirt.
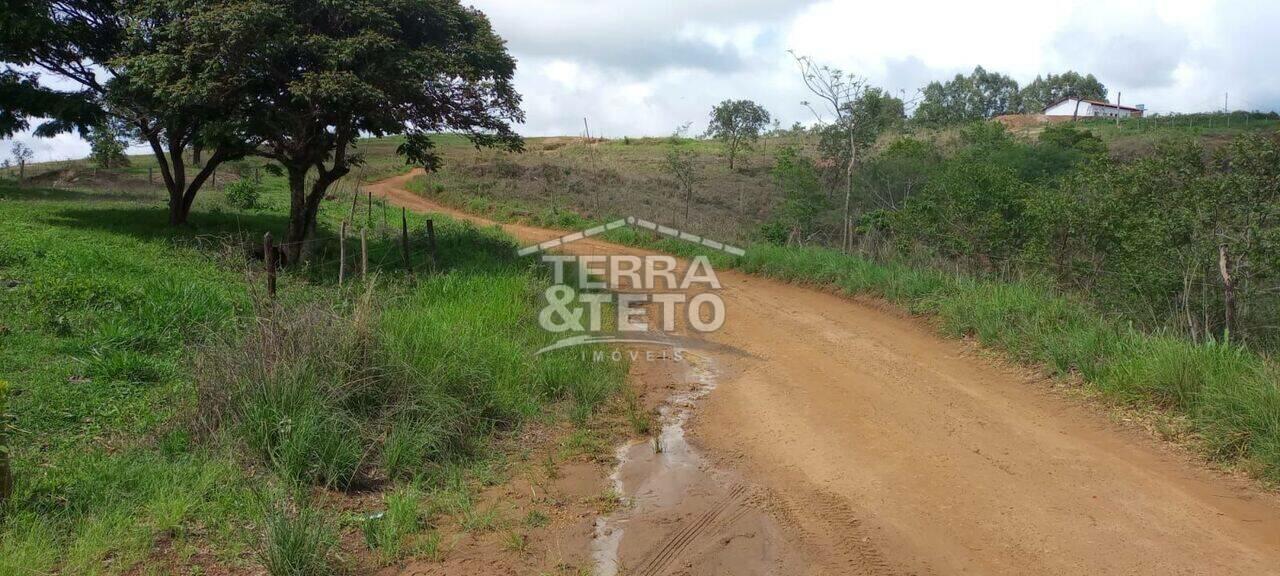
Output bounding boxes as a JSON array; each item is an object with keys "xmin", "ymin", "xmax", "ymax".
[
  {"xmin": 765, "ymin": 486, "xmax": 898, "ymax": 576},
  {"xmin": 631, "ymin": 484, "xmax": 749, "ymax": 576}
]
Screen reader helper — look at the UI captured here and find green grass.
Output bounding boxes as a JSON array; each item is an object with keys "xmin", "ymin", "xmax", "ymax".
[
  {"xmin": 259, "ymin": 496, "xmax": 336, "ymax": 576},
  {"xmin": 362, "ymin": 484, "xmax": 423, "ymax": 562},
  {"xmin": 0, "ymin": 186, "xmax": 260, "ymax": 574},
  {"xmin": 0, "ymin": 159, "xmax": 628, "ymax": 573}
]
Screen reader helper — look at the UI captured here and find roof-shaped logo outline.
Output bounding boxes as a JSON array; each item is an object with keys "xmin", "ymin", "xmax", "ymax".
[{"xmin": 516, "ymin": 216, "xmax": 746, "ymax": 257}]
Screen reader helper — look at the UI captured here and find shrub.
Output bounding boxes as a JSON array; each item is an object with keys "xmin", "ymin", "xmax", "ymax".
[
  {"xmin": 195, "ymin": 302, "xmax": 380, "ymax": 490},
  {"xmin": 259, "ymin": 497, "xmax": 335, "ymax": 576},
  {"xmin": 88, "ymin": 125, "xmax": 130, "ymax": 169},
  {"xmin": 224, "ymin": 180, "xmax": 262, "ymax": 210}
]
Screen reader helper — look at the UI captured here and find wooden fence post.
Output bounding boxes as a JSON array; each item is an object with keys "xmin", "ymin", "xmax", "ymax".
[
  {"xmin": 400, "ymin": 207, "xmax": 412, "ymax": 277},
  {"xmin": 348, "ymin": 185, "xmax": 360, "ymax": 223},
  {"xmin": 264, "ymin": 232, "xmax": 276, "ymax": 298},
  {"xmin": 360, "ymin": 228, "xmax": 368, "ymax": 281},
  {"xmin": 339, "ymin": 221, "xmax": 348, "ymax": 287},
  {"xmin": 425, "ymin": 219, "xmax": 437, "ymax": 270}
]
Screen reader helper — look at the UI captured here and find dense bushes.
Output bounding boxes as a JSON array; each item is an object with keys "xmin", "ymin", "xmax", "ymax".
[{"xmin": 860, "ymin": 123, "xmax": 1280, "ymax": 349}]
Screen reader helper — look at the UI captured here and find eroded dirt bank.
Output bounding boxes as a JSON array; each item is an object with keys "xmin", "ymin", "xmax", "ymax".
[{"xmin": 372, "ymin": 170, "xmax": 1280, "ymax": 576}]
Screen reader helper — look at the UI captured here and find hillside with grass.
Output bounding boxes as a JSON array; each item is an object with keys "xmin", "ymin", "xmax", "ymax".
[{"xmin": 0, "ymin": 160, "xmax": 626, "ymax": 574}]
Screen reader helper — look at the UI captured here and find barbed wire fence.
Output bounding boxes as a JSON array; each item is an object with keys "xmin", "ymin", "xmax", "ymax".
[{"xmin": 238, "ymin": 176, "xmax": 443, "ymax": 300}]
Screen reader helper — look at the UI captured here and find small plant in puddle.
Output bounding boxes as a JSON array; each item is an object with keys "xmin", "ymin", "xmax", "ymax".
[
  {"xmin": 624, "ymin": 392, "xmax": 653, "ymax": 436},
  {"xmin": 595, "ymin": 489, "xmax": 623, "ymax": 514},
  {"xmin": 259, "ymin": 495, "xmax": 336, "ymax": 576}
]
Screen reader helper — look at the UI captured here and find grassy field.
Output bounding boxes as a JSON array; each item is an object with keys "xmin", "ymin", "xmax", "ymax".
[
  {"xmin": 0, "ymin": 158, "xmax": 625, "ymax": 574},
  {"xmin": 410, "ymin": 134, "xmax": 806, "ymax": 245}
]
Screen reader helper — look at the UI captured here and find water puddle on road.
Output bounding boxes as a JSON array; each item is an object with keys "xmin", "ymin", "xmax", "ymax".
[{"xmin": 591, "ymin": 350, "xmax": 720, "ymax": 576}]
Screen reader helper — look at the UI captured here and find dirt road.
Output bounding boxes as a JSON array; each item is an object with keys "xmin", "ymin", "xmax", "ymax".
[{"xmin": 370, "ymin": 171, "xmax": 1280, "ymax": 575}]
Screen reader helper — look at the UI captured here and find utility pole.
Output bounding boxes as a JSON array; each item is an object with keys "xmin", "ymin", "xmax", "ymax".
[{"xmin": 1116, "ymin": 91, "xmax": 1122, "ymax": 127}]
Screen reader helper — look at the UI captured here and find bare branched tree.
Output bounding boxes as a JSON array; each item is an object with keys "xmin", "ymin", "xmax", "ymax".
[{"xmin": 791, "ymin": 51, "xmax": 869, "ymax": 252}]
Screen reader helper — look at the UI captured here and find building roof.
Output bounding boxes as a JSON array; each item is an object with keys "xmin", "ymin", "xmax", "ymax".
[{"xmin": 1043, "ymin": 96, "xmax": 1142, "ymax": 112}]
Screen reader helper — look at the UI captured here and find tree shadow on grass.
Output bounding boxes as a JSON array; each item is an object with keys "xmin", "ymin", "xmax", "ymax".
[
  {"xmin": 42, "ymin": 203, "xmax": 530, "ymax": 285},
  {"xmin": 42, "ymin": 205, "xmax": 292, "ymax": 246},
  {"xmin": 0, "ymin": 185, "xmax": 165, "ymax": 204}
]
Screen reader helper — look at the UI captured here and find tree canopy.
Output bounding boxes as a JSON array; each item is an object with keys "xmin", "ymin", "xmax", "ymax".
[
  {"xmin": 706, "ymin": 99, "xmax": 771, "ymax": 169},
  {"xmin": 1, "ymin": 0, "xmax": 262, "ymax": 224},
  {"xmin": 202, "ymin": 0, "xmax": 525, "ymax": 261},
  {"xmin": 2, "ymin": 0, "xmax": 523, "ymax": 242},
  {"xmin": 913, "ymin": 66, "xmax": 1020, "ymax": 126},
  {"xmin": 1018, "ymin": 71, "xmax": 1107, "ymax": 113}
]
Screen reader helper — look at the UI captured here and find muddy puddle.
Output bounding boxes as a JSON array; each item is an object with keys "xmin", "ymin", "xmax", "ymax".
[{"xmin": 591, "ymin": 352, "xmax": 804, "ymax": 576}]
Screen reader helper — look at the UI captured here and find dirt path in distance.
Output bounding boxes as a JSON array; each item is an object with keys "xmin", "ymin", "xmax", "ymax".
[{"xmin": 371, "ymin": 170, "xmax": 1280, "ymax": 576}]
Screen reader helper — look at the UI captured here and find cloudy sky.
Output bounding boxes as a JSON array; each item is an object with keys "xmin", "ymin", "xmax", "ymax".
[{"xmin": 6, "ymin": 0, "xmax": 1278, "ymax": 161}]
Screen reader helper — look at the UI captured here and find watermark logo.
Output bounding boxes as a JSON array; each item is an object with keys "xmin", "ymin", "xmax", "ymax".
[
  {"xmin": 519, "ymin": 218, "xmax": 743, "ymax": 356},
  {"xmin": 517, "ymin": 216, "xmax": 745, "ymax": 257}
]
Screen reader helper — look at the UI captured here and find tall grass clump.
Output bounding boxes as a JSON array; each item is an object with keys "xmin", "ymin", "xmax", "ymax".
[
  {"xmin": 362, "ymin": 484, "xmax": 423, "ymax": 561},
  {"xmin": 378, "ymin": 269, "xmax": 626, "ymax": 429},
  {"xmin": 197, "ymin": 265, "xmax": 626, "ymax": 488},
  {"xmin": 195, "ymin": 296, "xmax": 380, "ymax": 489},
  {"xmin": 259, "ymin": 495, "xmax": 336, "ymax": 576}
]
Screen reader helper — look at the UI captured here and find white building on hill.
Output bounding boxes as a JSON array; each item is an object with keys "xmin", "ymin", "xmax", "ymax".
[{"xmin": 1044, "ymin": 97, "xmax": 1145, "ymax": 118}]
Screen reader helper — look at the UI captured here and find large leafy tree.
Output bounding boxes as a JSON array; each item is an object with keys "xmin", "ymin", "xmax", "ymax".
[
  {"xmin": 913, "ymin": 66, "xmax": 1020, "ymax": 126},
  {"xmin": 215, "ymin": 0, "xmax": 524, "ymax": 263},
  {"xmin": 0, "ymin": 0, "xmax": 260, "ymax": 224},
  {"xmin": 706, "ymin": 99, "xmax": 770, "ymax": 170},
  {"xmin": 1018, "ymin": 71, "xmax": 1107, "ymax": 113}
]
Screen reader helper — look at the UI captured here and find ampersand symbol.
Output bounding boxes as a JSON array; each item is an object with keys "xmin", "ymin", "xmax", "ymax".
[{"xmin": 539, "ymin": 285, "xmax": 585, "ymax": 333}]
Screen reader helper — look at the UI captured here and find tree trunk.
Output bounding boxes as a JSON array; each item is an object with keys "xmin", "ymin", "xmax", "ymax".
[
  {"xmin": 284, "ymin": 166, "xmax": 312, "ymax": 265},
  {"xmin": 283, "ymin": 166, "xmax": 343, "ymax": 265},
  {"xmin": 168, "ymin": 190, "xmax": 191, "ymax": 225},
  {"xmin": 1219, "ymin": 243, "xmax": 1236, "ymax": 342},
  {"xmin": 192, "ymin": 145, "xmax": 203, "ymax": 167},
  {"xmin": 843, "ymin": 131, "xmax": 857, "ymax": 253}
]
